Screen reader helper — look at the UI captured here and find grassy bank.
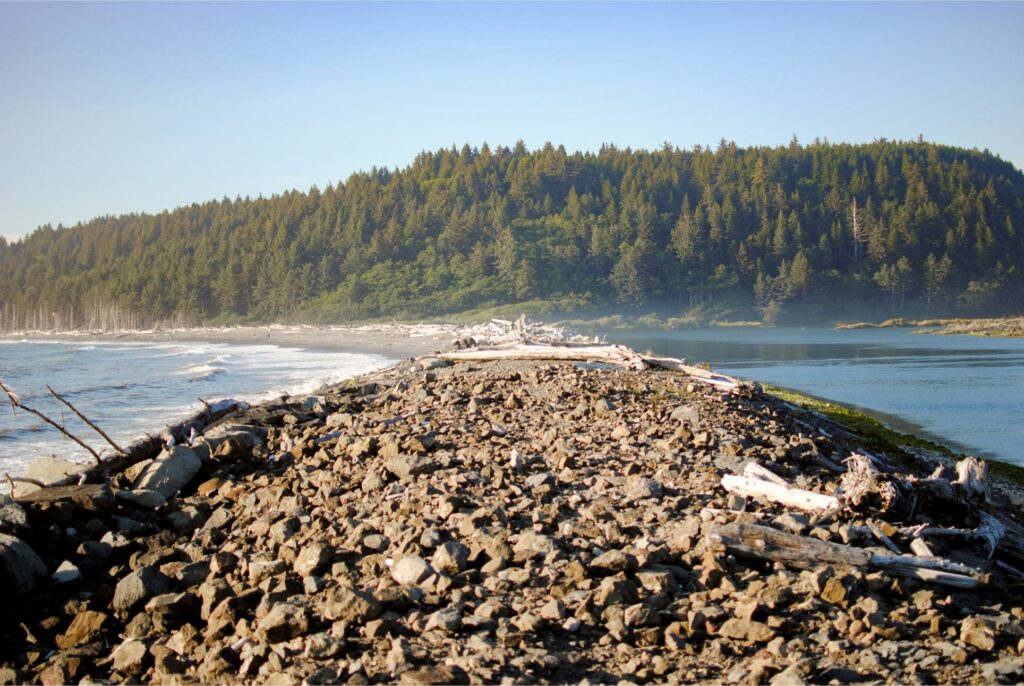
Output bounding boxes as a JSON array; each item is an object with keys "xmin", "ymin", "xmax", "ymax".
[
  {"xmin": 763, "ymin": 384, "xmax": 1024, "ymax": 485},
  {"xmin": 836, "ymin": 316, "xmax": 1024, "ymax": 338}
]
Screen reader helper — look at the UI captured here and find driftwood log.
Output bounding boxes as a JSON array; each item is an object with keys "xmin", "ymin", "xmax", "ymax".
[
  {"xmin": 707, "ymin": 522, "xmax": 986, "ymax": 589},
  {"xmin": 436, "ymin": 344, "xmax": 743, "ymax": 391},
  {"xmin": 721, "ymin": 462, "xmax": 841, "ymax": 512}
]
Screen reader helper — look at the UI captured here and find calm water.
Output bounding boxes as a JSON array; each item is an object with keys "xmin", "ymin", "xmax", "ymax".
[
  {"xmin": 0, "ymin": 339, "xmax": 394, "ymax": 475},
  {"xmin": 611, "ymin": 328, "xmax": 1024, "ymax": 467}
]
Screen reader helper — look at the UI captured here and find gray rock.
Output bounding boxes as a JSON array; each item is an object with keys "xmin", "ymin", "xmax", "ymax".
[
  {"xmin": 133, "ymin": 446, "xmax": 202, "ymax": 499},
  {"xmin": 391, "ymin": 555, "xmax": 434, "ymax": 586},
  {"xmin": 670, "ymin": 404, "xmax": 700, "ymax": 425},
  {"xmin": 0, "ymin": 496, "xmax": 28, "ymax": 533},
  {"xmin": 116, "ymin": 489, "xmax": 166, "ymax": 509},
  {"xmin": 52, "ymin": 560, "xmax": 81, "ymax": 584},
  {"xmin": 625, "ymin": 475, "xmax": 663, "ymax": 501},
  {"xmin": 525, "ymin": 472, "xmax": 555, "ymax": 489},
  {"xmin": 425, "ymin": 607, "xmax": 462, "ymax": 632},
  {"xmin": 15, "ymin": 457, "xmax": 86, "ymax": 496},
  {"xmin": 305, "ymin": 632, "xmax": 344, "ymax": 659},
  {"xmin": 513, "ymin": 530, "xmax": 560, "ymax": 557},
  {"xmin": 0, "ymin": 533, "xmax": 47, "ymax": 593},
  {"xmin": 112, "ymin": 566, "xmax": 172, "ymax": 613},
  {"xmin": 431, "ymin": 541, "xmax": 470, "ymax": 574}
]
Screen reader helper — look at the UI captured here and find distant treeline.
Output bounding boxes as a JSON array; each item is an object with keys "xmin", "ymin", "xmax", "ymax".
[{"xmin": 1, "ymin": 138, "xmax": 1022, "ymax": 328}]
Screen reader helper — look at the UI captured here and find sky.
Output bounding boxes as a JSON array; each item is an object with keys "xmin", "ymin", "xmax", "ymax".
[{"xmin": 2, "ymin": 1, "xmax": 1023, "ymax": 242}]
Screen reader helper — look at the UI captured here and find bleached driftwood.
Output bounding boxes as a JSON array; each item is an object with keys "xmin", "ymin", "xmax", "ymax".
[
  {"xmin": 707, "ymin": 522, "xmax": 985, "ymax": 589},
  {"xmin": 955, "ymin": 456, "xmax": 991, "ymax": 503},
  {"xmin": 437, "ymin": 342, "xmax": 744, "ymax": 392},
  {"xmin": 720, "ymin": 462, "xmax": 840, "ymax": 513},
  {"xmin": 437, "ymin": 344, "xmax": 648, "ymax": 370}
]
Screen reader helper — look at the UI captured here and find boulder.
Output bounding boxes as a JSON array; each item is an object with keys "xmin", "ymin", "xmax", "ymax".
[
  {"xmin": 133, "ymin": 446, "xmax": 202, "ymax": 498},
  {"xmin": 112, "ymin": 566, "xmax": 173, "ymax": 613},
  {"xmin": 0, "ymin": 533, "xmax": 47, "ymax": 593},
  {"xmin": 52, "ymin": 560, "xmax": 82, "ymax": 584},
  {"xmin": 0, "ymin": 495, "xmax": 28, "ymax": 533},
  {"xmin": 14, "ymin": 458, "xmax": 86, "ymax": 496},
  {"xmin": 116, "ymin": 489, "xmax": 166, "ymax": 509}
]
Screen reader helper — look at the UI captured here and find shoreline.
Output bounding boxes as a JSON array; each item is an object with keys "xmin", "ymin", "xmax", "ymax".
[
  {"xmin": 835, "ymin": 316, "xmax": 1024, "ymax": 338},
  {"xmin": 3, "ymin": 345, "xmax": 1024, "ymax": 683},
  {"xmin": 0, "ymin": 324, "xmax": 463, "ymax": 358}
]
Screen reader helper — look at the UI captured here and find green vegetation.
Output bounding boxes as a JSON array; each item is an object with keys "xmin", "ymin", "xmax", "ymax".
[
  {"xmin": 764, "ymin": 384, "xmax": 953, "ymax": 457},
  {"xmin": 836, "ymin": 316, "xmax": 1024, "ymax": 337},
  {"xmin": 2, "ymin": 138, "xmax": 1023, "ymax": 330},
  {"xmin": 765, "ymin": 384, "xmax": 1024, "ymax": 485}
]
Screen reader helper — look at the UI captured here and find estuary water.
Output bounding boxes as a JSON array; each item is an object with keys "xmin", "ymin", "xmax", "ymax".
[
  {"xmin": 611, "ymin": 327, "xmax": 1024, "ymax": 467},
  {"xmin": 0, "ymin": 339, "xmax": 394, "ymax": 476}
]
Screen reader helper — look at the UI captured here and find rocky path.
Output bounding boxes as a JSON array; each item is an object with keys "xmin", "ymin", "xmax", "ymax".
[{"xmin": 2, "ymin": 351, "xmax": 1024, "ymax": 684}]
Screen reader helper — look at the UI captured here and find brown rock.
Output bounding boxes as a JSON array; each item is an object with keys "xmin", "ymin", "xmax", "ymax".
[
  {"xmin": 322, "ymin": 585, "xmax": 382, "ymax": 623},
  {"xmin": 961, "ymin": 615, "xmax": 998, "ymax": 651},
  {"xmin": 56, "ymin": 610, "xmax": 108, "ymax": 648},
  {"xmin": 718, "ymin": 617, "xmax": 775, "ymax": 643}
]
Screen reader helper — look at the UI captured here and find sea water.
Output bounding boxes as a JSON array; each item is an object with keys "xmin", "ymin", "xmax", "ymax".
[
  {"xmin": 612, "ymin": 327, "xmax": 1024, "ymax": 467},
  {"xmin": 0, "ymin": 339, "xmax": 394, "ymax": 475}
]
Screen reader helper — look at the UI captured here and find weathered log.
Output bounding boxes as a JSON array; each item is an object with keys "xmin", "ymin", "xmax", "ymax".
[
  {"xmin": 720, "ymin": 463, "xmax": 840, "ymax": 513},
  {"xmin": 707, "ymin": 522, "xmax": 985, "ymax": 589},
  {"xmin": 437, "ymin": 344, "xmax": 647, "ymax": 370},
  {"xmin": 436, "ymin": 342, "xmax": 744, "ymax": 391}
]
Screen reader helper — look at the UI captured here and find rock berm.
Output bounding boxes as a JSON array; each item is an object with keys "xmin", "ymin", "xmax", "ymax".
[{"xmin": 2, "ymin": 347, "xmax": 1024, "ymax": 684}]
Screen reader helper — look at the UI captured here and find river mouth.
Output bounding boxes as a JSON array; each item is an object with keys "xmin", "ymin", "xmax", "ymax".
[{"xmin": 609, "ymin": 327, "xmax": 1024, "ymax": 467}]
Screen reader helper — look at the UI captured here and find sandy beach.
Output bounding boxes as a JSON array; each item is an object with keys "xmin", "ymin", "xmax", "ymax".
[{"xmin": 1, "ymin": 324, "xmax": 465, "ymax": 359}]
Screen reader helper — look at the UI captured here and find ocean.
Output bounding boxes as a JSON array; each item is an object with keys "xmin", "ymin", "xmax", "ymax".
[{"xmin": 0, "ymin": 339, "xmax": 394, "ymax": 476}]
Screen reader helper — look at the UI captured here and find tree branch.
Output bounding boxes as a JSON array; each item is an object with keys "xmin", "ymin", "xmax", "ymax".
[{"xmin": 47, "ymin": 385, "xmax": 126, "ymax": 456}]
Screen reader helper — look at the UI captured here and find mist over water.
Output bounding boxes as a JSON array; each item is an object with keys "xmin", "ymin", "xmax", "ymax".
[
  {"xmin": 0, "ymin": 340, "xmax": 393, "ymax": 475},
  {"xmin": 610, "ymin": 327, "xmax": 1024, "ymax": 467}
]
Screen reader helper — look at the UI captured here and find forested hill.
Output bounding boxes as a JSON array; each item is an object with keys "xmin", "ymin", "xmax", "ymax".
[{"xmin": 2, "ymin": 139, "xmax": 1024, "ymax": 329}]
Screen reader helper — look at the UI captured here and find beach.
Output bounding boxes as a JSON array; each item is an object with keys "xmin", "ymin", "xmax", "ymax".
[{"xmin": 1, "ymin": 324, "xmax": 462, "ymax": 358}]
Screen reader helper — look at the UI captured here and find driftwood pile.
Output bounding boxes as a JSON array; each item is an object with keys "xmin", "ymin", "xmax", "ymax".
[{"xmin": 714, "ymin": 449, "xmax": 1022, "ymax": 591}]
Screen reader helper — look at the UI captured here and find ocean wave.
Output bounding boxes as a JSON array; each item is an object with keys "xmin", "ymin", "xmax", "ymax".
[
  {"xmin": 179, "ymin": 363, "xmax": 227, "ymax": 381},
  {"xmin": 0, "ymin": 423, "xmax": 50, "ymax": 441}
]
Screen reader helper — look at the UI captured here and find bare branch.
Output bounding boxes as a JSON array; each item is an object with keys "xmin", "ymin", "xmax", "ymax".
[
  {"xmin": 0, "ymin": 383, "xmax": 103, "ymax": 466},
  {"xmin": 47, "ymin": 385, "xmax": 127, "ymax": 456},
  {"xmin": 4, "ymin": 473, "xmax": 47, "ymax": 497}
]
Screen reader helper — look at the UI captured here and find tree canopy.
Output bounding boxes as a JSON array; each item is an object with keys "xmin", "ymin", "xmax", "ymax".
[{"xmin": 2, "ymin": 138, "xmax": 1023, "ymax": 329}]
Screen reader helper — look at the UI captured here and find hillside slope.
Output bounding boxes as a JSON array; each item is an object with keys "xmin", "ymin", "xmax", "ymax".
[{"xmin": 2, "ymin": 139, "xmax": 1023, "ymax": 328}]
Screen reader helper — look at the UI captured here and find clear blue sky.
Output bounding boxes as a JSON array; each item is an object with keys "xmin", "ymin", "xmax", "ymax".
[{"xmin": 2, "ymin": 1, "xmax": 1023, "ymax": 242}]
